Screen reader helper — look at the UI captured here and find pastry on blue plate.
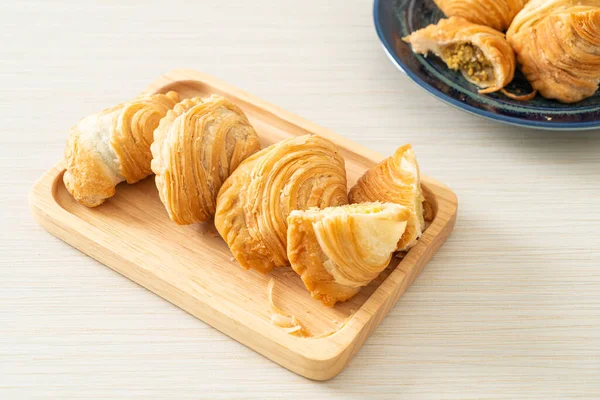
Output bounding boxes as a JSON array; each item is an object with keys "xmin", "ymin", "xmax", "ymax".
[
  {"xmin": 433, "ymin": 0, "xmax": 529, "ymax": 31},
  {"xmin": 404, "ymin": 17, "xmax": 516, "ymax": 94},
  {"xmin": 507, "ymin": 0, "xmax": 600, "ymax": 103}
]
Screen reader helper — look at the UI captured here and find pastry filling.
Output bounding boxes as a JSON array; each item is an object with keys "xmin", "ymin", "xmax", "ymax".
[
  {"xmin": 303, "ymin": 202, "xmax": 410, "ymax": 288},
  {"xmin": 441, "ymin": 43, "xmax": 494, "ymax": 83}
]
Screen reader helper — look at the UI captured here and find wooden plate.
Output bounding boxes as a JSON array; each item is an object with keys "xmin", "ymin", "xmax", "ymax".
[{"xmin": 29, "ymin": 69, "xmax": 458, "ymax": 380}]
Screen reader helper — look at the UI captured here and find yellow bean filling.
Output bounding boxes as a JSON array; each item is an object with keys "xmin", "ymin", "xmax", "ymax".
[{"xmin": 441, "ymin": 43, "xmax": 493, "ymax": 83}]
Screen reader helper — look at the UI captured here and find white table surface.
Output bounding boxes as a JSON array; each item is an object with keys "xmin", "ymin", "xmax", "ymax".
[{"xmin": 2, "ymin": 1, "xmax": 599, "ymax": 399}]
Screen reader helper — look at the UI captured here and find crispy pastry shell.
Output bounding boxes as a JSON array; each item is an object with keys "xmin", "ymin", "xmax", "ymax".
[
  {"xmin": 64, "ymin": 91, "xmax": 179, "ymax": 207},
  {"xmin": 434, "ymin": 0, "xmax": 529, "ymax": 32},
  {"xmin": 214, "ymin": 135, "xmax": 348, "ymax": 274},
  {"xmin": 150, "ymin": 95, "xmax": 260, "ymax": 225},
  {"xmin": 507, "ymin": 0, "xmax": 600, "ymax": 103},
  {"xmin": 404, "ymin": 17, "xmax": 516, "ymax": 94},
  {"xmin": 287, "ymin": 203, "xmax": 411, "ymax": 307},
  {"xmin": 349, "ymin": 144, "xmax": 424, "ymax": 252}
]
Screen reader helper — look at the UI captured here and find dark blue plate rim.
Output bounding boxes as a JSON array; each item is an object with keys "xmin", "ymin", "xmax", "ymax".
[{"xmin": 373, "ymin": 0, "xmax": 600, "ymax": 131}]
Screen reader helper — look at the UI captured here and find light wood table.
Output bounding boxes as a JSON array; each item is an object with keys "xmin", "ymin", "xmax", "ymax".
[{"xmin": 1, "ymin": 1, "xmax": 599, "ymax": 398}]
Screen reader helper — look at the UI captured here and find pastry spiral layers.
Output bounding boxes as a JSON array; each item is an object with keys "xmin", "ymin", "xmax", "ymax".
[
  {"xmin": 349, "ymin": 144, "xmax": 425, "ymax": 252},
  {"xmin": 150, "ymin": 95, "xmax": 260, "ymax": 225},
  {"xmin": 433, "ymin": 0, "xmax": 529, "ymax": 32},
  {"xmin": 287, "ymin": 203, "xmax": 412, "ymax": 307},
  {"xmin": 507, "ymin": 0, "xmax": 600, "ymax": 103},
  {"xmin": 214, "ymin": 135, "xmax": 348, "ymax": 274},
  {"xmin": 64, "ymin": 91, "xmax": 179, "ymax": 207},
  {"xmin": 404, "ymin": 17, "xmax": 516, "ymax": 94}
]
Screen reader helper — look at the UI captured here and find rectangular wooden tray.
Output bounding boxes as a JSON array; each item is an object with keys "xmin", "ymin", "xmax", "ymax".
[{"xmin": 29, "ymin": 69, "xmax": 458, "ymax": 381}]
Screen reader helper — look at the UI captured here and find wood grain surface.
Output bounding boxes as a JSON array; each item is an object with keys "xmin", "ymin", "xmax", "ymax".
[{"xmin": 1, "ymin": 0, "xmax": 600, "ymax": 398}]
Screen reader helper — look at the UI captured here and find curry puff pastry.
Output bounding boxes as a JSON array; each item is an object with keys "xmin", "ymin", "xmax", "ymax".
[
  {"xmin": 404, "ymin": 17, "xmax": 516, "ymax": 94},
  {"xmin": 507, "ymin": 0, "xmax": 600, "ymax": 103},
  {"xmin": 150, "ymin": 95, "xmax": 260, "ymax": 225},
  {"xmin": 214, "ymin": 135, "xmax": 348, "ymax": 274},
  {"xmin": 349, "ymin": 144, "xmax": 425, "ymax": 252},
  {"xmin": 433, "ymin": 0, "xmax": 529, "ymax": 32},
  {"xmin": 64, "ymin": 91, "xmax": 179, "ymax": 207},
  {"xmin": 287, "ymin": 203, "xmax": 412, "ymax": 307}
]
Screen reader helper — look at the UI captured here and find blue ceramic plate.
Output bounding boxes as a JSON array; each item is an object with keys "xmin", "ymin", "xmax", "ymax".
[{"xmin": 373, "ymin": 0, "xmax": 600, "ymax": 130}]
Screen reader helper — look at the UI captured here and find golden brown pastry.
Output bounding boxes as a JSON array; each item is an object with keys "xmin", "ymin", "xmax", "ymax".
[
  {"xmin": 507, "ymin": 0, "xmax": 600, "ymax": 103},
  {"xmin": 287, "ymin": 203, "xmax": 412, "ymax": 307},
  {"xmin": 63, "ymin": 91, "xmax": 179, "ymax": 207},
  {"xmin": 433, "ymin": 0, "xmax": 529, "ymax": 32},
  {"xmin": 150, "ymin": 95, "xmax": 260, "ymax": 225},
  {"xmin": 214, "ymin": 135, "xmax": 348, "ymax": 274},
  {"xmin": 349, "ymin": 144, "xmax": 425, "ymax": 252},
  {"xmin": 404, "ymin": 17, "xmax": 516, "ymax": 94}
]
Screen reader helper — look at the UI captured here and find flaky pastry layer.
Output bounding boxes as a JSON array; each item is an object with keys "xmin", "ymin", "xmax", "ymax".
[
  {"xmin": 151, "ymin": 95, "xmax": 260, "ymax": 224},
  {"xmin": 287, "ymin": 202, "xmax": 411, "ymax": 307},
  {"xmin": 404, "ymin": 17, "xmax": 516, "ymax": 94},
  {"xmin": 434, "ymin": 0, "xmax": 529, "ymax": 32},
  {"xmin": 507, "ymin": 0, "xmax": 600, "ymax": 103},
  {"xmin": 214, "ymin": 135, "xmax": 348, "ymax": 274},
  {"xmin": 349, "ymin": 144, "xmax": 425, "ymax": 251},
  {"xmin": 64, "ymin": 91, "xmax": 179, "ymax": 207}
]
